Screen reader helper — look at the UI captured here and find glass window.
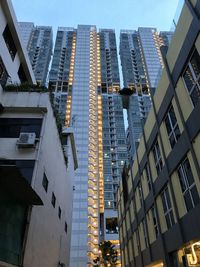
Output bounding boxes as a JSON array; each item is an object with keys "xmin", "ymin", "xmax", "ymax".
[
  {"xmin": 58, "ymin": 207, "xmax": 61, "ymax": 219},
  {"xmin": 104, "ymin": 183, "xmax": 112, "ymax": 191},
  {"xmin": 145, "ymin": 164, "xmax": 152, "ymax": 192},
  {"xmin": 142, "ymin": 220, "xmax": 148, "ymax": 248},
  {"xmin": 104, "ymin": 192, "xmax": 113, "ymax": 200},
  {"xmin": 161, "ymin": 186, "xmax": 175, "ymax": 229},
  {"xmin": 42, "ymin": 173, "xmax": 48, "ymax": 192},
  {"xmin": 152, "ymin": 139, "xmax": 163, "ymax": 176},
  {"xmin": 105, "ymin": 217, "xmax": 118, "ymax": 234},
  {"xmin": 183, "ymin": 49, "xmax": 200, "ymax": 106},
  {"xmin": 138, "ymin": 182, "xmax": 143, "ymax": 206},
  {"xmin": 165, "ymin": 105, "xmax": 181, "ymax": 148},
  {"xmin": 104, "ymin": 200, "xmax": 113, "ymax": 209},
  {"xmin": 177, "ymin": 157, "xmax": 199, "ymax": 211},
  {"xmin": 51, "ymin": 192, "xmax": 56, "ymax": 208},
  {"xmin": 151, "ymin": 205, "xmax": 159, "ymax": 238},
  {"xmin": 65, "ymin": 222, "xmax": 68, "ymax": 234},
  {"xmin": 0, "ymin": 118, "xmax": 42, "ymax": 138}
]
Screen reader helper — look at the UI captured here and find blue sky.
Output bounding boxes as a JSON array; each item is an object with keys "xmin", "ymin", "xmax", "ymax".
[
  {"xmin": 11, "ymin": 0, "xmax": 180, "ymax": 128},
  {"xmin": 12, "ymin": 0, "xmax": 180, "ymax": 38}
]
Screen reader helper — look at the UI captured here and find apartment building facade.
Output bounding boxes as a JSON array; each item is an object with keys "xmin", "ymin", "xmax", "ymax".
[
  {"xmin": 49, "ymin": 25, "xmax": 127, "ymax": 266},
  {"xmin": 118, "ymin": 1, "xmax": 200, "ymax": 266},
  {"xmin": 19, "ymin": 22, "xmax": 53, "ymax": 86},
  {"xmin": 120, "ymin": 28, "xmax": 173, "ymax": 162}
]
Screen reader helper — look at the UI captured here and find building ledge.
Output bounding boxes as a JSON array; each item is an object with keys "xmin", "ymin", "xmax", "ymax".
[{"xmin": 0, "ymin": 165, "xmax": 43, "ymax": 205}]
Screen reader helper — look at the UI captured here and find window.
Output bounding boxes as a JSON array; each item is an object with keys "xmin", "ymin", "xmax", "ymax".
[
  {"xmin": 3, "ymin": 25, "xmax": 17, "ymax": 61},
  {"xmin": 104, "ymin": 200, "xmax": 113, "ymax": 209},
  {"xmin": 142, "ymin": 220, "xmax": 148, "ymax": 248},
  {"xmin": 106, "ymin": 217, "xmax": 118, "ymax": 234},
  {"xmin": 165, "ymin": 105, "xmax": 181, "ymax": 148},
  {"xmin": 161, "ymin": 186, "xmax": 175, "ymax": 229},
  {"xmin": 177, "ymin": 157, "xmax": 199, "ymax": 211},
  {"xmin": 152, "ymin": 140, "xmax": 163, "ymax": 175},
  {"xmin": 104, "ymin": 192, "xmax": 113, "ymax": 200},
  {"xmin": 51, "ymin": 193, "xmax": 56, "ymax": 208},
  {"xmin": 0, "ymin": 118, "xmax": 42, "ymax": 138},
  {"xmin": 65, "ymin": 222, "xmax": 68, "ymax": 234},
  {"xmin": 151, "ymin": 205, "xmax": 159, "ymax": 238},
  {"xmin": 183, "ymin": 49, "xmax": 200, "ymax": 107},
  {"xmin": 58, "ymin": 207, "xmax": 61, "ymax": 219},
  {"xmin": 42, "ymin": 173, "xmax": 48, "ymax": 192},
  {"xmin": 138, "ymin": 182, "xmax": 143, "ymax": 206},
  {"xmin": 145, "ymin": 164, "xmax": 152, "ymax": 192},
  {"xmin": 104, "ymin": 183, "xmax": 113, "ymax": 191}
]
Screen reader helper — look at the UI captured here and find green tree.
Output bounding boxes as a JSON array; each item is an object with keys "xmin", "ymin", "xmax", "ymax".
[{"xmin": 93, "ymin": 241, "xmax": 118, "ymax": 266}]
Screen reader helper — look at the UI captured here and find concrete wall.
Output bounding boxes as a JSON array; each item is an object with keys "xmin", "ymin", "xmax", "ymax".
[
  {"xmin": 0, "ymin": 0, "xmax": 35, "ymax": 84},
  {"xmin": 0, "ymin": 90, "xmax": 75, "ymax": 267}
]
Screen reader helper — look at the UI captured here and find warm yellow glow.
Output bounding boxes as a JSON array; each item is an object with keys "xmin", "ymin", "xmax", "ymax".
[
  {"xmin": 147, "ymin": 261, "xmax": 164, "ymax": 267},
  {"xmin": 87, "ymin": 29, "xmax": 99, "ymax": 265},
  {"xmin": 65, "ymin": 34, "xmax": 76, "ymax": 127}
]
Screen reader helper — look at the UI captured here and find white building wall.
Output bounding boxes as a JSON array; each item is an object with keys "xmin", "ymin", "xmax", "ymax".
[
  {"xmin": 0, "ymin": 91, "xmax": 75, "ymax": 267},
  {"xmin": 0, "ymin": 1, "xmax": 35, "ymax": 84},
  {"xmin": 69, "ymin": 25, "xmax": 91, "ymax": 267}
]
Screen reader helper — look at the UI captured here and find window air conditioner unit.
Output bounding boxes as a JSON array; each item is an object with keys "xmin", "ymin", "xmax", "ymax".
[{"xmin": 17, "ymin": 132, "xmax": 36, "ymax": 148}]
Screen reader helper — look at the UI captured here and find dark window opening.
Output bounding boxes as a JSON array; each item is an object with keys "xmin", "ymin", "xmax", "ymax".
[
  {"xmin": 161, "ymin": 186, "xmax": 175, "ymax": 229},
  {"xmin": 145, "ymin": 164, "xmax": 152, "ymax": 192},
  {"xmin": 106, "ymin": 217, "xmax": 118, "ymax": 234},
  {"xmin": 65, "ymin": 222, "xmax": 68, "ymax": 233},
  {"xmin": 42, "ymin": 173, "xmax": 48, "ymax": 192},
  {"xmin": 152, "ymin": 139, "xmax": 163, "ymax": 176},
  {"xmin": 0, "ymin": 118, "xmax": 42, "ymax": 138},
  {"xmin": 151, "ymin": 205, "xmax": 159, "ymax": 238},
  {"xmin": 122, "ymin": 167, "xmax": 128, "ymax": 204},
  {"xmin": 165, "ymin": 105, "xmax": 181, "ymax": 148},
  {"xmin": 58, "ymin": 207, "xmax": 61, "ymax": 219},
  {"xmin": 3, "ymin": 24, "xmax": 17, "ymax": 61},
  {"xmin": 183, "ymin": 48, "xmax": 200, "ymax": 107},
  {"xmin": 177, "ymin": 157, "xmax": 199, "ymax": 211},
  {"xmin": 51, "ymin": 192, "xmax": 56, "ymax": 208}
]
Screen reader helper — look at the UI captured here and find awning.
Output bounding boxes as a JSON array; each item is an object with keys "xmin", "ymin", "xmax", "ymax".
[{"xmin": 0, "ymin": 165, "xmax": 43, "ymax": 205}]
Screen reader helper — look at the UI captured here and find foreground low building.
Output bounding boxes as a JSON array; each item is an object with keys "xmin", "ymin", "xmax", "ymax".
[
  {"xmin": 117, "ymin": 1, "xmax": 200, "ymax": 267},
  {"xmin": 0, "ymin": 1, "xmax": 77, "ymax": 267},
  {"xmin": 0, "ymin": 89, "xmax": 77, "ymax": 267}
]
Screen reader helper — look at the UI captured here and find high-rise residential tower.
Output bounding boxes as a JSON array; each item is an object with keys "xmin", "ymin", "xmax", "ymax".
[
  {"xmin": 120, "ymin": 28, "xmax": 173, "ymax": 161},
  {"xmin": 49, "ymin": 25, "xmax": 127, "ymax": 267},
  {"xmin": 99, "ymin": 28, "xmax": 127, "ymax": 254},
  {"xmin": 18, "ymin": 22, "xmax": 34, "ymax": 48},
  {"xmin": 19, "ymin": 22, "xmax": 53, "ymax": 85}
]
